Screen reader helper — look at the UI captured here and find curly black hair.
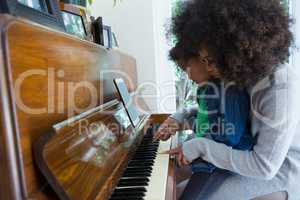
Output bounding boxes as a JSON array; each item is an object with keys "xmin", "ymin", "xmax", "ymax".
[{"xmin": 169, "ymin": 0, "xmax": 294, "ymax": 87}]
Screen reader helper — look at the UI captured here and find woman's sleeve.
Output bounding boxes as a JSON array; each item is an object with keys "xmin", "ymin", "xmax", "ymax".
[
  {"xmin": 182, "ymin": 77, "xmax": 299, "ymax": 180},
  {"xmin": 170, "ymin": 104, "xmax": 199, "ymax": 124}
]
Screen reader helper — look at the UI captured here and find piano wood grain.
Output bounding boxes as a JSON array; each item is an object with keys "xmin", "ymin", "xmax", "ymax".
[
  {"xmin": 0, "ymin": 15, "xmax": 138, "ymax": 199},
  {"xmin": 0, "ymin": 14, "xmax": 176, "ymax": 200}
]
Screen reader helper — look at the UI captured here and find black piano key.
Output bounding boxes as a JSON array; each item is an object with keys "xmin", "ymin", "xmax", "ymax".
[
  {"xmin": 136, "ymin": 146, "xmax": 158, "ymax": 150},
  {"xmin": 138, "ymin": 141, "xmax": 158, "ymax": 145},
  {"xmin": 123, "ymin": 170, "xmax": 152, "ymax": 175},
  {"xmin": 133, "ymin": 150, "xmax": 156, "ymax": 155},
  {"xmin": 132, "ymin": 155, "xmax": 156, "ymax": 160},
  {"xmin": 120, "ymin": 177, "xmax": 149, "ymax": 181},
  {"xmin": 128, "ymin": 160, "xmax": 154, "ymax": 165},
  {"xmin": 111, "ymin": 192, "xmax": 145, "ymax": 198},
  {"xmin": 123, "ymin": 172, "xmax": 151, "ymax": 176},
  {"xmin": 132, "ymin": 154, "xmax": 156, "ymax": 159},
  {"xmin": 126, "ymin": 166, "xmax": 153, "ymax": 171},
  {"xmin": 129, "ymin": 159, "xmax": 154, "ymax": 163},
  {"xmin": 138, "ymin": 143, "xmax": 158, "ymax": 146},
  {"xmin": 133, "ymin": 153, "xmax": 156, "ymax": 156},
  {"xmin": 110, "ymin": 195, "xmax": 144, "ymax": 200},
  {"xmin": 111, "ymin": 190, "xmax": 145, "ymax": 196},
  {"xmin": 114, "ymin": 187, "xmax": 147, "ymax": 193},
  {"xmin": 125, "ymin": 167, "xmax": 152, "ymax": 172},
  {"xmin": 128, "ymin": 161, "xmax": 154, "ymax": 166},
  {"xmin": 134, "ymin": 151, "xmax": 157, "ymax": 155},
  {"xmin": 123, "ymin": 172, "xmax": 151, "ymax": 178},
  {"xmin": 137, "ymin": 144, "xmax": 157, "ymax": 148},
  {"xmin": 140, "ymin": 142, "xmax": 155, "ymax": 145},
  {"xmin": 134, "ymin": 152, "xmax": 157, "ymax": 155},
  {"xmin": 117, "ymin": 180, "xmax": 148, "ymax": 187},
  {"xmin": 134, "ymin": 150, "xmax": 157, "ymax": 154},
  {"xmin": 128, "ymin": 163, "xmax": 154, "ymax": 168}
]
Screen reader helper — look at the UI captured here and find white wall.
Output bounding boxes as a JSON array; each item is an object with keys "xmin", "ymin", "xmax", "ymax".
[
  {"xmin": 90, "ymin": 0, "xmax": 176, "ymax": 113},
  {"xmin": 291, "ymin": 1, "xmax": 300, "ymax": 74}
]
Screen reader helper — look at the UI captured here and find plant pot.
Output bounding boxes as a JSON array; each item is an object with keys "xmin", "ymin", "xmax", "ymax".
[{"xmin": 63, "ymin": 0, "xmax": 87, "ymax": 7}]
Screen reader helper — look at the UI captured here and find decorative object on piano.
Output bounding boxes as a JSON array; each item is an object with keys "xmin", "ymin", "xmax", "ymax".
[
  {"xmin": 112, "ymin": 32, "xmax": 119, "ymax": 48},
  {"xmin": 0, "ymin": 0, "xmax": 65, "ymax": 31},
  {"xmin": 91, "ymin": 17, "xmax": 117, "ymax": 49},
  {"xmin": 103, "ymin": 25, "xmax": 113, "ymax": 49},
  {"xmin": 60, "ymin": 2, "xmax": 92, "ymax": 40},
  {"xmin": 91, "ymin": 16, "xmax": 104, "ymax": 45},
  {"xmin": 88, "ymin": 0, "xmax": 123, "ymax": 7}
]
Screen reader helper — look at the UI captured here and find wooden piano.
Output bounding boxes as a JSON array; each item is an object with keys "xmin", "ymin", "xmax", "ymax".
[{"xmin": 0, "ymin": 15, "xmax": 176, "ymax": 200}]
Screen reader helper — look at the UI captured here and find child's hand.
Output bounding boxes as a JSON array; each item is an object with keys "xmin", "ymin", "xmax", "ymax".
[
  {"xmin": 161, "ymin": 145, "xmax": 189, "ymax": 167},
  {"xmin": 153, "ymin": 117, "xmax": 180, "ymax": 141}
]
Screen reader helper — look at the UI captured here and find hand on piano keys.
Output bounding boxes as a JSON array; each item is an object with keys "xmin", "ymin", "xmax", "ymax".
[
  {"xmin": 153, "ymin": 117, "xmax": 180, "ymax": 141},
  {"xmin": 160, "ymin": 146, "xmax": 189, "ymax": 167}
]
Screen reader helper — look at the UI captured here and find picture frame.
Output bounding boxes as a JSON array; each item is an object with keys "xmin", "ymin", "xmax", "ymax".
[
  {"xmin": 103, "ymin": 25, "xmax": 113, "ymax": 49},
  {"xmin": 112, "ymin": 32, "xmax": 119, "ymax": 48},
  {"xmin": 60, "ymin": 3, "xmax": 89, "ymax": 40},
  {"xmin": 62, "ymin": 0, "xmax": 87, "ymax": 7},
  {"xmin": 0, "ymin": 0, "xmax": 65, "ymax": 31},
  {"xmin": 91, "ymin": 16, "xmax": 104, "ymax": 45}
]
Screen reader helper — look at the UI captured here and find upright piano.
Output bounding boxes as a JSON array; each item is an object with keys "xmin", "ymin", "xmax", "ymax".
[{"xmin": 0, "ymin": 15, "xmax": 176, "ymax": 200}]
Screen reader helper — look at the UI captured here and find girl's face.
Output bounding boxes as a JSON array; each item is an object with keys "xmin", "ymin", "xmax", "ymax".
[{"xmin": 184, "ymin": 48, "xmax": 219, "ymax": 84}]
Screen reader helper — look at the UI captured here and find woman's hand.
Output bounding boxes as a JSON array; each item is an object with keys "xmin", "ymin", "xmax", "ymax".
[
  {"xmin": 163, "ymin": 145, "xmax": 189, "ymax": 167},
  {"xmin": 153, "ymin": 117, "xmax": 180, "ymax": 141}
]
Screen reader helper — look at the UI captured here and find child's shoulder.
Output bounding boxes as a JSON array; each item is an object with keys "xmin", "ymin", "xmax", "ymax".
[{"xmin": 202, "ymin": 79, "xmax": 249, "ymax": 98}]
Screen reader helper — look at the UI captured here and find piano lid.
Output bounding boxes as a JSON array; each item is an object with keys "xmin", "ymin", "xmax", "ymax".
[{"xmin": 34, "ymin": 99, "xmax": 150, "ymax": 200}]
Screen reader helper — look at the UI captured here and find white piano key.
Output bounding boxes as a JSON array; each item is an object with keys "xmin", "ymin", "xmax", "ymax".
[{"xmin": 144, "ymin": 138, "xmax": 171, "ymax": 200}]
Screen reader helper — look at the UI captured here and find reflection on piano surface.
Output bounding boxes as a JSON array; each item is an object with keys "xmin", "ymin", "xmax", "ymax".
[{"xmin": 34, "ymin": 100, "xmax": 174, "ymax": 200}]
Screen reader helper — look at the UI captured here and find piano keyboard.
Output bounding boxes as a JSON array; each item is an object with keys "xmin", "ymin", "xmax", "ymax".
[{"xmin": 109, "ymin": 129, "xmax": 171, "ymax": 200}]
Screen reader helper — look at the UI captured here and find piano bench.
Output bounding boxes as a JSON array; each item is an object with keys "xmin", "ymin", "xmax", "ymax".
[{"xmin": 251, "ymin": 191, "xmax": 288, "ymax": 200}]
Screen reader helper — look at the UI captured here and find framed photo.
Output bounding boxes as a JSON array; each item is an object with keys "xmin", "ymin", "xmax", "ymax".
[
  {"xmin": 0, "ymin": 0, "xmax": 65, "ymax": 31},
  {"xmin": 62, "ymin": 0, "xmax": 87, "ymax": 7},
  {"xmin": 103, "ymin": 25, "xmax": 112, "ymax": 49},
  {"xmin": 91, "ymin": 16, "xmax": 104, "ymax": 45},
  {"xmin": 60, "ymin": 3, "xmax": 88, "ymax": 40},
  {"xmin": 112, "ymin": 32, "xmax": 119, "ymax": 48}
]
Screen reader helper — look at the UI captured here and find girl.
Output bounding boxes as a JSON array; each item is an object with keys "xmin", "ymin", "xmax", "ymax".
[{"xmin": 155, "ymin": 0, "xmax": 299, "ymax": 199}]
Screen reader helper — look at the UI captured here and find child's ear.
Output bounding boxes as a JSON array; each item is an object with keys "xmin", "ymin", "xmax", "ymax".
[
  {"xmin": 205, "ymin": 64, "xmax": 214, "ymax": 72},
  {"xmin": 206, "ymin": 64, "xmax": 221, "ymax": 78}
]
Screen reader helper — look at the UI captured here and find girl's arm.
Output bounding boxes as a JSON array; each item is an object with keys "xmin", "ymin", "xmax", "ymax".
[{"xmin": 170, "ymin": 104, "xmax": 199, "ymax": 125}]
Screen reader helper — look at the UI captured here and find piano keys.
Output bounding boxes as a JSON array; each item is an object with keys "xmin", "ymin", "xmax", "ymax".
[{"xmin": 109, "ymin": 126, "xmax": 172, "ymax": 200}]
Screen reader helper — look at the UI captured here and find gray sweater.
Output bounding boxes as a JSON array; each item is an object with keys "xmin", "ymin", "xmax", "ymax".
[{"xmin": 171, "ymin": 67, "xmax": 300, "ymax": 197}]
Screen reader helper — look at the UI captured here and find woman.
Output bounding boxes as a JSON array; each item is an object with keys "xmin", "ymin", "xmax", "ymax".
[{"xmin": 154, "ymin": 0, "xmax": 300, "ymax": 199}]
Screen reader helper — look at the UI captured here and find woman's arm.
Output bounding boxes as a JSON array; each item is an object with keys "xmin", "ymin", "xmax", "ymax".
[{"xmin": 182, "ymin": 73, "xmax": 299, "ymax": 180}]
